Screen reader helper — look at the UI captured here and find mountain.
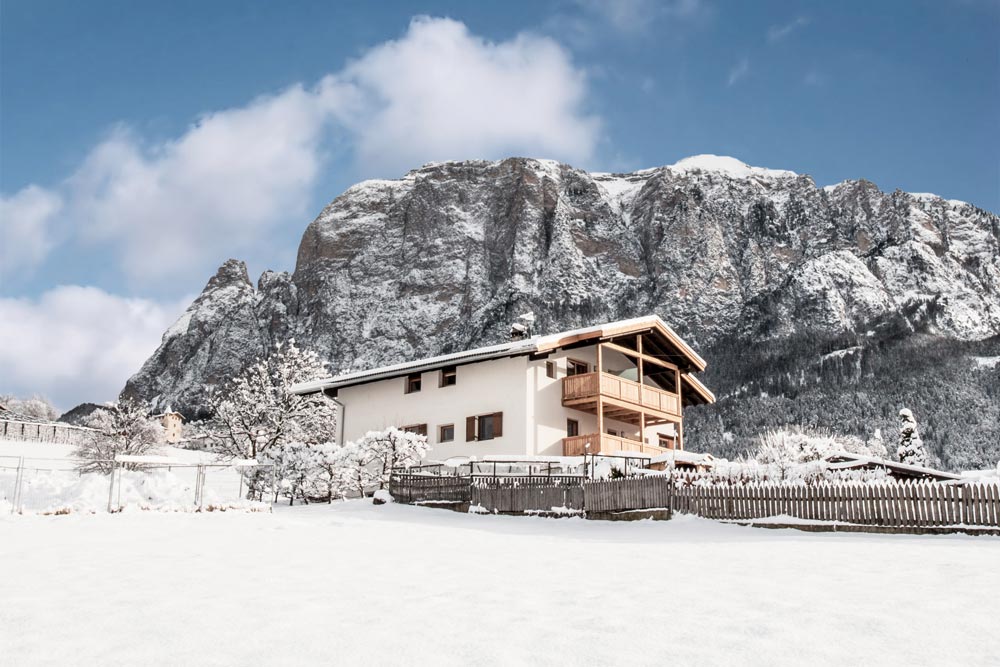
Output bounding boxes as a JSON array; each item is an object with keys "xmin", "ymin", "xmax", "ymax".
[{"xmin": 121, "ymin": 155, "xmax": 1000, "ymax": 468}]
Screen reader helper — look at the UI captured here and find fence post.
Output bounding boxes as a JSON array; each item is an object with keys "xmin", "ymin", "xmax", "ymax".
[
  {"xmin": 11, "ymin": 456, "xmax": 24, "ymax": 515},
  {"xmin": 106, "ymin": 460, "xmax": 117, "ymax": 513}
]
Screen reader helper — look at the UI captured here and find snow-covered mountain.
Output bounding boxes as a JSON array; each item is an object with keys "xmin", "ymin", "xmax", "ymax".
[{"xmin": 122, "ymin": 155, "xmax": 1000, "ymax": 467}]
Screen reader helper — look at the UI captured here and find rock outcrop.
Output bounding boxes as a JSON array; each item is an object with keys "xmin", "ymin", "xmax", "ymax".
[{"xmin": 122, "ymin": 155, "xmax": 1000, "ymax": 465}]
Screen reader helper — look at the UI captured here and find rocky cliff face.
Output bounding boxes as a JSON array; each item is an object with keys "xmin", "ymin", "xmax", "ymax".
[{"xmin": 123, "ymin": 156, "xmax": 1000, "ymax": 464}]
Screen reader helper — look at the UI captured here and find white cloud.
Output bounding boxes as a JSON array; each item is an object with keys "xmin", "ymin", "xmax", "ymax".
[
  {"xmin": 0, "ymin": 286, "xmax": 191, "ymax": 411},
  {"xmin": 0, "ymin": 186, "xmax": 63, "ymax": 278},
  {"xmin": 3, "ymin": 17, "xmax": 599, "ymax": 285},
  {"xmin": 327, "ymin": 16, "xmax": 600, "ymax": 175},
  {"xmin": 768, "ymin": 16, "xmax": 809, "ymax": 42},
  {"xmin": 727, "ymin": 58, "xmax": 749, "ymax": 86}
]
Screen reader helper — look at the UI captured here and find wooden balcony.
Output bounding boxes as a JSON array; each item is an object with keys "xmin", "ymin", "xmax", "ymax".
[
  {"xmin": 562, "ymin": 371, "xmax": 681, "ymax": 423},
  {"xmin": 562, "ymin": 433, "xmax": 673, "ymax": 457}
]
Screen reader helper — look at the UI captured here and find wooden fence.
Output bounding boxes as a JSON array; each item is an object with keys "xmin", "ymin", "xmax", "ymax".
[
  {"xmin": 671, "ymin": 482, "xmax": 1000, "ymax": 527},
  {"xmin": 583, "ymin": 477, "xmax": 672, "ymax": 513},
  {"xmin": 390, "ymin": 473, "xmax": 1000, "ymax": 529},
  {"xmin": 472, "ymin": 484, "xmax": 584, "ymax": 514},
  {"xmin": 390, "ymin": 476, "xmax": 471, "ymax": 504},
  {"xmin": 0, "ymin": 419, "xmax": 96, "ymax": 445}
]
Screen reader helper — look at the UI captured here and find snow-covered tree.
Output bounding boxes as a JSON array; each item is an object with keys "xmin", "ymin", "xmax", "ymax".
[
  {"xmin": 335, "ymin": 428, "xmax": 430, "ymax": 496},
  {"xmin": 76, "ymin": 399, "xmax": 163, "ymax": 474},
  {"xmin": 754, "ymin": 427, "xmax": 874, "ymax": 466},
  {"xmin": 867, "ymin": 428, "xmax": 888, "ymax": 459},
  {"xmin": 897, "ymin": 408, "xmax": 929, "ymax": 468},
  {"xmin": 0, "ymin": 394, "xmax": 60, "ymax": 421},
  {"xmin": 207, "ymin": 340, "xmax": 337, "ymax": 460},
  {"xmin": 329, "ymin": 440, "xmax": 380, "ymax": 497},
  {"xmin": 261, "ymin": 441, "xmax": 319, "ymax": 505}
]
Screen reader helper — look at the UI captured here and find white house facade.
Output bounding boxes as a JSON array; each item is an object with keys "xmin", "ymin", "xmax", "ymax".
[{"xmin": 292, "ymin": 316, "xmax": 715, "ymax": 461}]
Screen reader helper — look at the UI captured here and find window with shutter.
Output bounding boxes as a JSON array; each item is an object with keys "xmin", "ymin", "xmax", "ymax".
[{"xmin": 466, "ymin": 416, "xmax": 477, "ymax": 441}]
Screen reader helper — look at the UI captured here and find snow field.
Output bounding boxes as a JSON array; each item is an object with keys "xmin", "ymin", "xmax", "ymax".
[{"xmin": 1, "ymin": 501, "xmax": 997, "ymax": 666}]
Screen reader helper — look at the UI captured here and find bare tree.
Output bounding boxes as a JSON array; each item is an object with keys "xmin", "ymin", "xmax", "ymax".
[{"xmin": 76, "ymin": 399, "xmax": 163, "ymax": 474}]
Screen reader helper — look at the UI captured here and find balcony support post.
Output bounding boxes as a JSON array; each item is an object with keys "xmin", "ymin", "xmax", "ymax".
[{"xmin": 597, "ymin": 397, "xmax": 604, "ymax": 446}]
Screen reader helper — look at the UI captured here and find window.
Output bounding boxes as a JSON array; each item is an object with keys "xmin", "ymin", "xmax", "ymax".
[
  {"xmin": 658, "ymin": 433, "xmax": 676, "ymax": 450},
  {"xmin": 438, "ymin": 424, "xmax": 455, "ymax": 443},
  {"xmin": 545, "ymin": 361, "xmax": 556, "ymax": 379},
  {"xmin": 403, "ymin": 424, "xmax": 428, "ymax": 437},
  {"xmin": 440, "ymin": 366, "xmax": 457, "ymax": 387},
  {"xmin": 466, "ymin": 412, "xmax": 503, "ymax": 441},
  {"xmin": 567, "ymin": 419, "xmax": 579, "ymax": 437},
  {"xmin": 567, "ymin": 359, "xmax": 588, "ymax": 376},
  {"xmin": 405, "ymin": 373, "xmax": 422, "ymax": 394}
]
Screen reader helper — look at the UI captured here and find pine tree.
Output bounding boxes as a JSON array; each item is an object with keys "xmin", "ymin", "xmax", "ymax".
[{"xmin": 897, "ymin": 408, "xmax": 929, "ymax": 468}]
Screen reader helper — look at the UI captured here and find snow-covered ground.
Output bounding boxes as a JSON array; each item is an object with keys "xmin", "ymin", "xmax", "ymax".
[
  {"xmin": 1, "ymin": 501, "xmax": 997, "ymax": 666},
  {"xmin": 0, "ymin": 440, "xmax": 250, "ymax": 513}
]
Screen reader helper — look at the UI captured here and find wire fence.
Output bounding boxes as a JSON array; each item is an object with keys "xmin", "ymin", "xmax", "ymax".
[{"xmin": 0, "ymin": 455, "xmax": 273, "ymax": 514}]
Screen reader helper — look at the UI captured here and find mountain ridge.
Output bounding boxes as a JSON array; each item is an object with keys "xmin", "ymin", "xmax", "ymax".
[{"xmin": 121, "ymin": 155, "xmax": 1000, "ymax": 467}]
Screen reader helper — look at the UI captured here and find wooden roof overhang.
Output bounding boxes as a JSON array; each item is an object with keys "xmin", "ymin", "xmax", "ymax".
[{"xmin": 535, "ymin": 318, "xmax": 707, "ymax": 374}]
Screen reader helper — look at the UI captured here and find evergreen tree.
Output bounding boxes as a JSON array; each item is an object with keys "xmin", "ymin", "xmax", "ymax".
[{"xmin": 897, "ymin": 408, "xmax": 929, "ymax": 467}]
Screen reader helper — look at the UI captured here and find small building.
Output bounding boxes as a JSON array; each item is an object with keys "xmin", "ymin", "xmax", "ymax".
[
  {"xmin": 824, "ymin": 452, "xmax": 962, "ymax": 482},
  {"xmin": 154, "ymin": 408, "xmax": 184, "ymax": 444},
  {"xmin": 292, "ymin": 316, "xmax": 715, "ymax": 460}
]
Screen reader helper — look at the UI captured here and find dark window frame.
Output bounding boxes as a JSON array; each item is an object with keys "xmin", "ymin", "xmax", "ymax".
[
  {"xmin": 440, "ymin": 366, "xmax": 457, "ymax": 387},
  {"xmin": 567, "ymin": 418, "xmax": 579, "ymax": 437},
  {"xmin": 438, "ymin": 423, "xmax": 455, "ymax": 443},
  {"xmin": 405, "ymin": 373, "xmax": 422, "ymax": 394},
  {"xmin": 545, "ymin": 361, "xmax": 556, "ymax": 379},
  {"xmin": 566, "ymin": 359, "xmax": 589, "ymax": 376}
]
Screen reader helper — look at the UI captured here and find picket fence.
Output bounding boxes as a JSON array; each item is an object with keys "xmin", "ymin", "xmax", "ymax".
[{"xmin": 389, "ymin": 473, "xmax": 1000, "ymax": 529}]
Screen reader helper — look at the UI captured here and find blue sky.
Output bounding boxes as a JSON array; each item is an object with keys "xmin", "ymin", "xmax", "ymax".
[{"xmin": 1, "ymin": 0, "xmax": 998, "ymax": 408}]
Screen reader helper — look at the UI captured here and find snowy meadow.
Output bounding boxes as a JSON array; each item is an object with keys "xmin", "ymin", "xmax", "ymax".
[{"xmin": 2, "ymin": 500, "xmax": 998, "ymax": 666}]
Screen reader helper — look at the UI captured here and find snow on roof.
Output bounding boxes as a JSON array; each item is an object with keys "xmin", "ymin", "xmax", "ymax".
[
  {"xmin": 650, "ymin": 450, "xmax": 717, "ymax": 466},
  {"xmin": 292, "ymin": 314, "xmax": 709, "ymax": 395},
  {"xmin": 823, "ymin": 452, "xmax": 961, "ymax": 480}
]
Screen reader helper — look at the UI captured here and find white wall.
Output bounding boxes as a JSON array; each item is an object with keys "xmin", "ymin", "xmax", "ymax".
[
  {"xmin": 337, "ymin": 343, "xmax": 682, "ymax": 460},
  {"xmin": 337, "ymin": 355, "xmax": 530, "ymax": 460}
]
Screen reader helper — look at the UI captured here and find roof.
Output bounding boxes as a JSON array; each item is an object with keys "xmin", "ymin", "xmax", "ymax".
[
  {"xmin": 824, "ymin": 452, "xmax": 962, "ymax": 481},
  {"xmin": 292, "ymin": 315, "xmax": 713, "ymax": 399},
  {"xmin": 650, "ymin": 450, "xmax": 717, "ymax": 466}
]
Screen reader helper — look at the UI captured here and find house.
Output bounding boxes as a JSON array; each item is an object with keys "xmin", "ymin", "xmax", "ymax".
[
  {"xmin": 153, "ymin": 408, "xmax": 184, "ymax": 444},
  {"xmin": 292, "ymin": 315, "xmax": 715, "ymax": 460}
]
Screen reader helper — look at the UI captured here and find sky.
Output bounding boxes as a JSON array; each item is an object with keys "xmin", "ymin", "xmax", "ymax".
[{"xmin": 2, "ymin": 0, "xmax": 999, "ymax": 410}]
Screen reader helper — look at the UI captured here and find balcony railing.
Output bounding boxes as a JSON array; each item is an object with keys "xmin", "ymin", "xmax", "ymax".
[
  {"xmin": 562, "ymin": 433, "xmax": 674, "ymax": 457},
  {"xmin": 562, "ymin": 371, "xmax": 680, "ymax": 416}
]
